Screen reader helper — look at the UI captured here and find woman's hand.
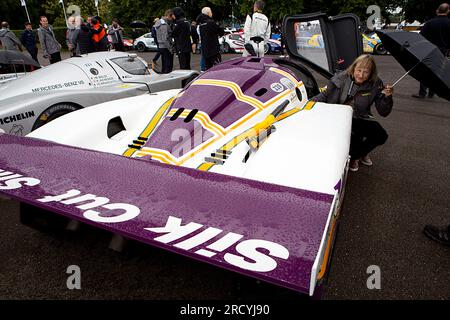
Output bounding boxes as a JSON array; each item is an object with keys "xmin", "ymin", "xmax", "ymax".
[{"xmin": 382, "ymin": 84, "xmax": 393, "ymax": 96}]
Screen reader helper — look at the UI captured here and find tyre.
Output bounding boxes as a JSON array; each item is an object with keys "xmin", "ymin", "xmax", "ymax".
[
  {"xmin": 264, "ymin": 43, "xmax": 270, "ymax": 55},
  {"xmin": 136, "ymin": 42, "xmax": 146, "ymax": 52},
  {"xmin": 223, "ymin": 42, "xmax": 230, "ymax": 53},
  {"xmin": 32, "ymin": 103, "xmax": 80, "ymax": 131},
  {"xmin": 374, "ymin": 43, "xmax": 387, "ymax": 55}
]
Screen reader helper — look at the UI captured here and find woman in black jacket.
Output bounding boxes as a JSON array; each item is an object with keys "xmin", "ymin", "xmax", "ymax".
[{"xmin": 312, "ymin": 54, "xmax": 394, "ymax": 172}]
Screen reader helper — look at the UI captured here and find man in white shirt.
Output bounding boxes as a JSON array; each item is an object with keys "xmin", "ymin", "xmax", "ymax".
[{"xmin": 243, "ymin": 0, "xmax": 271, "ymax": 57}]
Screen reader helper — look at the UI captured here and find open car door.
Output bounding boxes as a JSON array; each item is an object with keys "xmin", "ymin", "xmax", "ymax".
[{"xmin": 283, "ymin": 12, "xmax": 363, "ymax": 79}]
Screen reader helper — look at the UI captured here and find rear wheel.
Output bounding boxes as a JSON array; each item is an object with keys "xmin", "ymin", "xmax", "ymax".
[
  {"xmin": 136, "ymin": 42, "xmax": 146, "ymax": 52},
  {"xmin": 374, "ymin": 43, "xmax": 387, "ymax": 55},
  {"xmin": 32, "ymin": 103, "xmax": 80, "ymax": 131}
]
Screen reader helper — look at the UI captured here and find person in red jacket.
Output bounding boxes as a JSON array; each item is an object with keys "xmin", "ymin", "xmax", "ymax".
[{"xmin": 90, "ymin": 16, "xmax": 109, "ymax": 52}]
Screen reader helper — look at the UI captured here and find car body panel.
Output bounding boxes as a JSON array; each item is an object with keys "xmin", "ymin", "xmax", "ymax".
[
  {"xmin": 0, "ymin": 51, "xmax": 198, "ymax": 135},
  {"xmin": 133, "ymin": 33, "xmax": 158, "ymax": 51}
]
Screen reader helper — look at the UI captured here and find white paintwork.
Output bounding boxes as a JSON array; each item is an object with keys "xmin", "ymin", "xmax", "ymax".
[
  {"xmin": 133, "ymin": 33, "xmax": 158, "ymax": 51},
  {"xmin": 29, "ymin": 87, "xmax": 352, "ymax": 196}
]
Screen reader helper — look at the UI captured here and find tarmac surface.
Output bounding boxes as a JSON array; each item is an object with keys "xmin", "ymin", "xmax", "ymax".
[{"xmin": 0, "ymin": 50, "xmax": 449, "ymax": 300}]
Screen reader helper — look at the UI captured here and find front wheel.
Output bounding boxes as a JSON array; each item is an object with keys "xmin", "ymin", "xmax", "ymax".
[
  {"xmin": 223, "ymin": 42, "xmax": 230, "ymax": 53},
  {"xmin": 136, "ymin": 42, "xmax": 146, "ymax": 52},
  {"xmin": 264, "ymin": 43, "xmax": 270, "ymax": 54},
  {"xmin": 32, "ymin": 103, "xmax": 80, "ymax": 131}
]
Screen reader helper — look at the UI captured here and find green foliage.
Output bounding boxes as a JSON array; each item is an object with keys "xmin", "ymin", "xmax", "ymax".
[{"xmin": 0, "ymin": 0, "xmax": 440, "ymax": 31}]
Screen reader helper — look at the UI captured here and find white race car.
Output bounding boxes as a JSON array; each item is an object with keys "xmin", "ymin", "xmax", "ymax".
[
  {"xmin": 7, "ymin": 13, "xmax": 362, "ymax": 297},
  {"xmin": 220, "ymin": 33, "xmax": 245, "ymax": 53},
  {"xmin": 0, "ymin": 51, "xmax": 198, "ymax": 136}
]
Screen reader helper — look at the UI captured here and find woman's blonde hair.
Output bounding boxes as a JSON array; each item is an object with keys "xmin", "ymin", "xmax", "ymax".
[{"xmin": 346, "ymin": 54, "xmax": 378, "ymax": 83}]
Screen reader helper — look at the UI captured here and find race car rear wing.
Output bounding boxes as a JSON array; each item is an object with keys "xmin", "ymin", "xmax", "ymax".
[{"xmin": 0, "ymin": 133, "xmax": 337, "ymax": 296}]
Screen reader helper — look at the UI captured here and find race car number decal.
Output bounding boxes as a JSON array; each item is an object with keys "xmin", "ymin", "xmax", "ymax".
[
  {"xmin": 1, "ymin": 169, "xmax": 290, "ymax": 273},
  {"xmin": 270, "ymin": 82, "xmax": 284, "ymax": 93}
]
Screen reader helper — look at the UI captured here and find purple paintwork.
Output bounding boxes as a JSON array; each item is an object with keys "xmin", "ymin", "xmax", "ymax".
[
  {"xmin": 144, "ymin": 57, "xmax": 299, "ymax": 158},
  {"xmin": 0, "ymin": 133, "xmax": 332, "ymax": 295}
]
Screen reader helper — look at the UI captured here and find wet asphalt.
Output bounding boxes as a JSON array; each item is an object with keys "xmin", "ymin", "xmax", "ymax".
[{"xmin": 0, "ymin": 52, "xmax": 449, "ymax": 300}]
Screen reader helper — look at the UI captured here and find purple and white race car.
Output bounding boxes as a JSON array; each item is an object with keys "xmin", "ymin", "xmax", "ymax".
[{"xmin": 0, "ymin": 13, "xmax": 363, "ymax": 297}]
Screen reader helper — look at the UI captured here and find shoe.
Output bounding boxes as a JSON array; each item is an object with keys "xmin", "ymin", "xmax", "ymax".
[
  {"xmin": 361, "ymin": 155, "xmax": 373, "ymax": 166},
  {"xmin": 423, "ymin": 225, "xmax": 450, "ymax": 246},
  {"xmin": 411, "ymin": 94, "xmax": 425, "ymax": 99},
  {"xmin": 349, "ymin": 159, "xmax": 359, "ymax": 172}
]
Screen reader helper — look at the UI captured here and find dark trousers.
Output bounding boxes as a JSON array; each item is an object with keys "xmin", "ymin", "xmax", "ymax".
[
  {"xmin": 160, "ymin": 48, "xmax": 173, "ymax": 74},
  {"xmin": 205, "ymin": 54, "xmax": 221, "ymax": 70},
  {"xmin": 178, "ymin": 52, "xmax": 191, "ymax": 70},
  {"xmin": 153, "ymin": 44, "xmax": 161, "ymax": 62},
  {"xmin": 27, "ymin": 47, "xmax": 39, "ymax": 64},
  {"xmin": 113, "ymin": 42, "xmax": 124, "ymax": 51},
  {"xmin": 49, "ymin": 51, "xmax": 61, "ymax": 64},
  {"xmin": 419, "ymin": 82, "xmax": 434, "ymax": 97},
  {"xmin": 350, "ymin": 118, "xmax": 388, "ymax": 160}
]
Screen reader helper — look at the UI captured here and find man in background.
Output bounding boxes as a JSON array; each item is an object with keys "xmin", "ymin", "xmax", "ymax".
[
  {"xmin": 197, "ymin": 7, "xmax": 224, "ymax": 70},
  {"xmin": 37, "ymin": 16, "xmax": 62, "ymax": 64},
  {"xmin": 108, "ymin": 18, "xmax": 124, "ymax": 51},
  {"xmin": 66, "ymin": 16, "xmax": 77, "ymax": 57},
  {"xmin": 412, "ymin": 3, "xmax": 450, "ymax": 99},
  {"xmin": 243, "ymin": 0, "xmax": 271, "ymax": 57},
  {"xmin": 0, "ymin": 21, "xmax": 23, "ymax": 51},
  {"xmin": 155, "ymin": 10, "xmax": 175, "ymax": 74},
  {"xmin": 21, "ymin": 22, "xmax": 38, "ymax": 63},
  {"xmin": 172, "ymin": 7, "xmax": 192, "ymax": 70}
]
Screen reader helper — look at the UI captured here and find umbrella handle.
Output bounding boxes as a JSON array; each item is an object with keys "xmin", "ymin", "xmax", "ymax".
[{"xmin": 392, "ymin": 61, "xmax": 421, "ymax": 87}]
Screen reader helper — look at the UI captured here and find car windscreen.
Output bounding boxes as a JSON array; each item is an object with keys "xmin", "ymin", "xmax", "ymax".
[
  {"xmin": 294, "ymin": 20, "xmax": 329, "ymax": 73},
  {"xmin": 110, "ymin": 57, "xmax": 150, "ymax": 75}
]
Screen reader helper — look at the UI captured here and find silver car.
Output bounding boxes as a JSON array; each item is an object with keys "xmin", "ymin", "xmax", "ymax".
[
  {"xmin": 133, "ymin": 33, "xmax": 158, "ymax": 52},
  {"xmin": 0, "ymin": 51, "xmax": 198, "ymax": 136}
]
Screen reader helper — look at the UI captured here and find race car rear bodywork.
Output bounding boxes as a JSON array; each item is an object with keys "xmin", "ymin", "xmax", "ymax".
[{"xmin": 0, "ymin": 133, "xmax": 345, "ymax": 296}]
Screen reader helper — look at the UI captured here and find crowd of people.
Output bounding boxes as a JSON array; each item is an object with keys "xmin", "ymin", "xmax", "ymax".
[
  {"xmin": 151, "ymin": 1, "xmax": 271, "ymax": 73},
  {"xmin": 0, "ymin": 14, "xmax": 125, "ymax": 65}
]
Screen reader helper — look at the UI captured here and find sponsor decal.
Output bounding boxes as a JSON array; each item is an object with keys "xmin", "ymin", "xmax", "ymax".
[
  {"xmin": 280, "ymin": 77, "xmax": 295, "ymax": 90},
  {"xmin": 32, "ymin": 81, "xmax": 85, "ymax": 92},
  {"xmin": 9, "ymin": 124, "xmax": 24, "ymax": 136},
  {"xmin": 2, "ymin": 170, "xmax": 290, "ymax": 273},
  {"xmin": 91, "ymin": 74, "xmax": 116, "ymax": 86},
  {"xmin": 90, "ymin": 68, "xmax": 99, "ymax": 75},
  {"xmin": 0, "ymin": 111, "xmax": 35, "ymax": 125},
  {"xmin": 270, "ymin": 82, "xmax": 284, "ymax": 93}
]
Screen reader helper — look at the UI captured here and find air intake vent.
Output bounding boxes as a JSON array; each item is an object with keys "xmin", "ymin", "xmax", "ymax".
[{"xmin": 107, "ymin": 116, "xmax": 126, "ymax": 138}]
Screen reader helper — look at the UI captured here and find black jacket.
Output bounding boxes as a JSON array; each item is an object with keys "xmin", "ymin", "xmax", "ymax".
[
  {"xmin": 420, "ymin": 15, "xmax": 450, "ymax": 54},
  {"xmin": 172, "ymin": 17, "xmax": 192, "ymax": 53},
  {"xmin": 312, "ymin": 71, "xmax": 393, "ymax": 118},
  {"xmin": 191, "ymin": 25, "xmax": 199, "ymax": 45},
  {"xmin": 196, "ymin": 13, "xmax": 224, "ymax": 58},
  {"xmin": 73, "ymin": 24, "xmax": 95, "ymax": 55},
  {"xmin": 20, "ymin": 29, "xmax": 36, "ymax": 51}
]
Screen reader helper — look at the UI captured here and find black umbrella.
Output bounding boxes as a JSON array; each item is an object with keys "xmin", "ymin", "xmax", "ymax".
[
  {"xmin": 376, "ymin": 30, "xmax": 450, "ymax": 101},
  {"xmin": 130, "ymin": 20, "xmax": 147, "ymax": 28},
  {"xmin": 0, "ymin": 50, "xmax": 41, "ymax": 69}
]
